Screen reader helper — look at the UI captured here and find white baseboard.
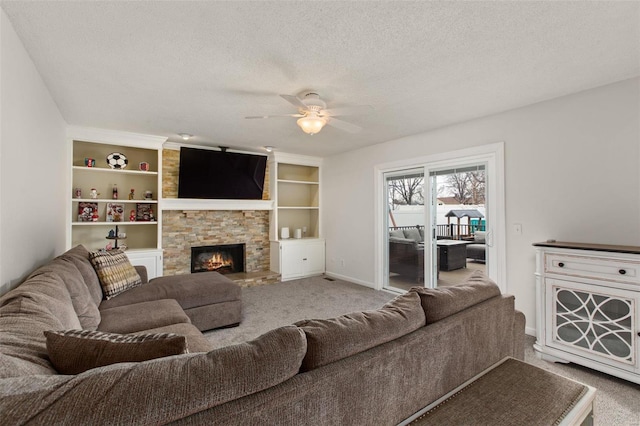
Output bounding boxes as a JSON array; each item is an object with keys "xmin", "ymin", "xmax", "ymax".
[
  {"xmin": 324, "ymin": 271, "xmax": 376, "ymax": 289},
  {"xmin": 525, "ymin": 326, "xmax": 536, "ymax": 337}
]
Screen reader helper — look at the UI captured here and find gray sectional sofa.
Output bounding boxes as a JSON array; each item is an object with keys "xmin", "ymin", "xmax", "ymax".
[{"xmin": 0, "ymin": 245, "xmax": 525, "ymax": 425}]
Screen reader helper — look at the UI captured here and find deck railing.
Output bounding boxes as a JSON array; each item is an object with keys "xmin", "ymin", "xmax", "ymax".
[{"xmin": 390, "ymin": 224, "xmax": 485, "ymax": 240}]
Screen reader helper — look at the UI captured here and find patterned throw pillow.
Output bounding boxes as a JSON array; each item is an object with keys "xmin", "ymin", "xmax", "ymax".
[
  {"xmin": 88, "ymin": 249, "xmax": 142, "ymax": 299},
  {"xmin": 45, "ymin": 329, "xmax": 188, "ymax": 374}
]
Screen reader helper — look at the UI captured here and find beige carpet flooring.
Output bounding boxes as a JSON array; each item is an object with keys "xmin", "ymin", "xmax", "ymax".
[
  {"xmin": 205, "ymin": 275, "xmax": 640, "ymax": 425},
  {"xmin": 205, "ymin": 276, "xmax": 395, "ymax": 349}
]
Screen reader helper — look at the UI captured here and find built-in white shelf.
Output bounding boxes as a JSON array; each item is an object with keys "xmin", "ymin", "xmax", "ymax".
[
  {"xmin": 278, "ymin": 206, "xmax": 320, "ymax": 210},
  {"xmin": 72, "ymin": 166, "xmax": 158, "ymax": 176},
  {"xmin": 72, "ymin": 221, "xmax": 158, "ymax": 226},
  {"xmin": 161, "ymin": 198, "xmax": 274, "ymax": 211},
  {"xmin": 73, "ymin": 198, "xmax": 158, "ymax": 204},
  {"xmin": 277, "ymin": 179, "xmax": 319, "ymax": 185}
]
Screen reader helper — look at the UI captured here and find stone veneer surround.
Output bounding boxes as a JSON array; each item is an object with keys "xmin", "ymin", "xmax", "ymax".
[
  {"xmin": 161, "ymin": 147, "xmax": 272, "ymax": 278},
  {"xmin": 162, "ymin": 210, "xmax": 270, "ymax": 277}
]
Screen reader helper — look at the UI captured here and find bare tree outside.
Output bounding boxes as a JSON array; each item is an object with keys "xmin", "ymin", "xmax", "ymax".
[
  {"xmin": 440, "ymin": 171, "xmax": 485, "ymax": 204},
  {"xmin": 389, "ymin": 176, "xmax": 424, "ymax": 206},
  {"xmin": 467, "ymin": 171, "xmax": 485, "ymax": 204}
]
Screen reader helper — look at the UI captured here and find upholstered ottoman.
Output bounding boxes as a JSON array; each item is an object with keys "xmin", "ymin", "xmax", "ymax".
[
  {"xmin": 401, "ymin": 357, "xmax": 595, "ymax": 426},
  {"xmin": 100, "ymin": 271, "xmax": 242, "ymax": 331}
]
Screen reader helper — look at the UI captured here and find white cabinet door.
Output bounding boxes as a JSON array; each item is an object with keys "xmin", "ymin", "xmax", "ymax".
[
  {"xmin": 303, "ymin": 240, "xmax": 325, "ymax": 275},
  {"xmin": 277, "ymin": 239, "xmax": 325, "ymax": 281},
  {"xmin": 126, "ymin": 249, "xmax": 163, "ymax": 280},
  {"xmin": 545, "ymin": 277, "xmax": 638, "ymax": 372},
  {"xmin": 281, "ymin": 243, "xmax": 304, "ymax": 278}
]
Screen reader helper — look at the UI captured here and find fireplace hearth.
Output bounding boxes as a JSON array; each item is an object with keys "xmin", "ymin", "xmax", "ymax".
[{"xmin": 191, "ymin": 244, "xmax": 245, "ymax": 275}]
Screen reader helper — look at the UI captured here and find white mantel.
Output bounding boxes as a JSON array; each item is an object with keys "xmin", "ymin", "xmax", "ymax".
[{"xmin": 161, "ymin": 198, "xmax": 274, "ymax": 211}]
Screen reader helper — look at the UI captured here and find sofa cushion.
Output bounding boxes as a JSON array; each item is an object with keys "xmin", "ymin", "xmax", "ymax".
[
  {"xmin": 474, "ymin": 231, "xmax": 486, "ymax": 243},
  {"xmin": 60, "ymin": 245, "xmax": 103, "ymax": 305},
  {"xmin": 0, "ymin": 277, "xmax": 81, "ymax": 379},
  {"xmin": 45, "ymin": 329, "xmax": 188, "ymax": 374},
  {"xmin": 403, "ymin": 227, "xmax": 423, "ymax": 243},
  {"xmin": 389, "ymin": 238, "xmax": 420, "ymax": 250},
  {"xmin": 411, "ymin": 271, "xmax": 501, "ymax": 324},
  {"xmin": 89, "ymin": 249, "xmax": 142, "ymax": 299},
  {"xmin": 296, "ymin": 291, "xmax": 425, "ymax": 372},
  {"xmin": 100, "ymin": 271, "xmax": 241, "ymax": 311},
  {"xmin": 34, "ymin": 256, "xmax": 101, "ymax": 330},
  {"xmin": 0, "ymin": 296, "xmax": 61, "ymax": 378},
  {"xmin": 98, "ymin": 299, "xmax": 191, "ymax": 334},
  {"xmin": 2, "ymin": 272, "xmax": 82, "ymax": 330},
  {"xmin": 389, "ymin": 229, "xmax": 405, "ymax": 239}
]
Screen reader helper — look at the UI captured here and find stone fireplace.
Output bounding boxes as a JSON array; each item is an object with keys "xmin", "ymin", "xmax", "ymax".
[
  {"xmin": 161, "ymin": 149, "xmax": 279, "ymax": 286},
  {"xmin": 191, "ymin": 243, "xmax": 245, "ymax": 274},
  {"xmin": 162, "ymin": 209, "xmax": 271, "ymax": 277}
]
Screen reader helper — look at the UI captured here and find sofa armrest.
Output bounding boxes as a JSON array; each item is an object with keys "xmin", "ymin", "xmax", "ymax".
[{"xmin": 134, "ymin": 265, "xmax": 148, "ymax": 284}]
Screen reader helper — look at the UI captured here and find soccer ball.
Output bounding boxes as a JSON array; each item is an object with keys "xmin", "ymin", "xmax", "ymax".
[{"xmin": 106, "ymin": 152, "xmax": 128, "ymax": 169}]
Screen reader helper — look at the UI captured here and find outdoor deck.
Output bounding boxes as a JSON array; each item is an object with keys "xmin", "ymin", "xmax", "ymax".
[
  {"xmin": 388, "ymin": 222, "xmax": 486, "ymax": 290},
  {"xmin": 388, "ymin": 260, "xmax": 486, "ymax": 292}
]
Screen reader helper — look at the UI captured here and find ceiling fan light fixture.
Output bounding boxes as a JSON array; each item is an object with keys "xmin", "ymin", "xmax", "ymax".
[{"xmin": 297, "ymin": 116, "xmax": 326, "ymax": 135}]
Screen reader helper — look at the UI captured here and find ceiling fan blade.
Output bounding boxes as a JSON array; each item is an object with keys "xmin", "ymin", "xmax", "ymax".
[
  {"xmin": 245, "ymin": 114, "xmax": 303, "ymax": 119},
  {"xmin": 322, "ymin": 105, "xmax": 373, "ymax": 117},
  {"xmin": 280, "ymin": 94, "xmax": 308, "ymax": 110},
  {"xmin": 327, "ymin": 117, "xmax": 362, "ymax": 133}
]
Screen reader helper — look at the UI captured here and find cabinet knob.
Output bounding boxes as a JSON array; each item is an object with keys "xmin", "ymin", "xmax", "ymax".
[
  {"xmin": 558, "ymin": 262, "xmax": 565, "ymax": 268},
  {"xmin": 303, "ymin": 258, "xmax": 308, "ymax": 261},
  {"xmin": 619, "ymin": 269, "xmax": 627, "ymax": 275}
]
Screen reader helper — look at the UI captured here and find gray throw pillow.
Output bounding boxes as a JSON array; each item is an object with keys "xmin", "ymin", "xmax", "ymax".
[
  {"xmin": 389, "ymin": 229, "xmax": 404, "ymax": 239},
  {"xmin": 474, "ymin": 231, "xmax": 486, "ymax": 243},
  {"xmin": 403, "ymin": 227, "xmax": 422, "ymax": 243}
]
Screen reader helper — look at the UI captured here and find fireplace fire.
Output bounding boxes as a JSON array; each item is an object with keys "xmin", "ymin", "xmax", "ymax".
[{"xmin": 191, "ymin": 244, "xmax": 245, "ymax": 275}]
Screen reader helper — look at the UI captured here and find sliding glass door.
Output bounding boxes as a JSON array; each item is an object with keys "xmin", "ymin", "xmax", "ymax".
[
  {"xmin": 383, "ymin": 168, "xmax": 426, "ymax": 292},
  {"xmin": 377, "ymin": 143, "xmax": 505, "ymax": 292},
  {"xmin": 428, "ymin": 164, "xmax": 487, "ymax": 287}
]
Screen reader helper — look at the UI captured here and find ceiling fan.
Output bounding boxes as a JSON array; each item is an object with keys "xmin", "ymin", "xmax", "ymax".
[{"xmin": 245, "ymin": 92, "xmax": 372, "ymax": 135}]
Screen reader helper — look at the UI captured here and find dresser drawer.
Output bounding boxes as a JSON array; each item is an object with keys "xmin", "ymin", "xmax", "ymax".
[{"xmin": 545, "ymin": 253, "xmax": 640, "ymax": 284}]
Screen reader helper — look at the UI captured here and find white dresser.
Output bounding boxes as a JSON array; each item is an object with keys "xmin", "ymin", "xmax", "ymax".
[{"xmin": 534, "ymin": 241, "xmax": 640, "ymax": 384}]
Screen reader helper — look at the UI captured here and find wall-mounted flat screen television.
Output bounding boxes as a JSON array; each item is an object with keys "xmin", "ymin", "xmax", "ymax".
[{"xmin": 177, "ymin": 147, "xmax": 267, "ymax": 200}]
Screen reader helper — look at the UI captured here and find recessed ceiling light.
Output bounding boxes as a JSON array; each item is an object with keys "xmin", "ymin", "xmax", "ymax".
[
  {"xmin": 264, "ymin": 146, "xmax": 274, "ymax": 152},
  {"xmin": 178, "ymin": 133, "xmax": 192, "ymax": 141}
]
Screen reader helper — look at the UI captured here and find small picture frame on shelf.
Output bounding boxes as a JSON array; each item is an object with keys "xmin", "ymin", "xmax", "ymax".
[
  {"xmin": 78, "ymin": 202, "xmax": 98, "ymax": 222},
  {"xmin": 106, "ymin": 203, "xmax": 124, "ymax": 222},
  {"xmin": 136, "ymin": 203, "xmax": 154, "ymax": 222}
]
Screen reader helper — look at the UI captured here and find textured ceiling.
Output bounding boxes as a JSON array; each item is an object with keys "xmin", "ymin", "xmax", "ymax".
[{"xmin": 2, "ymin": 1, "xmax": 639, "ymax": 157}]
